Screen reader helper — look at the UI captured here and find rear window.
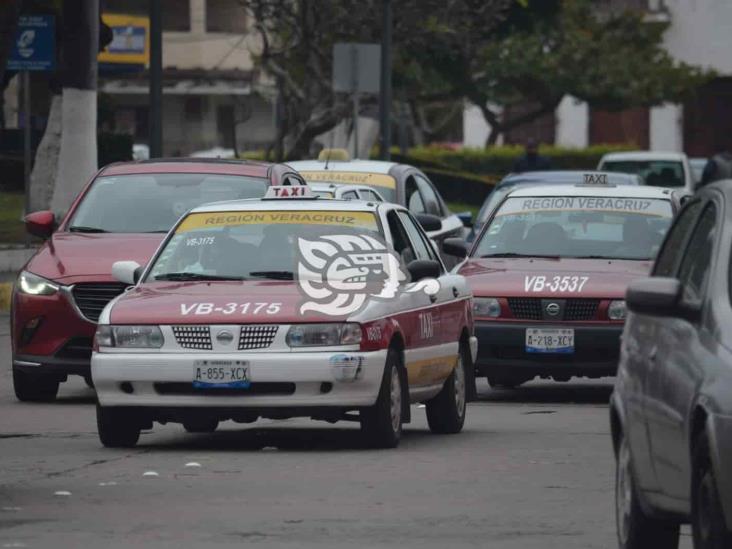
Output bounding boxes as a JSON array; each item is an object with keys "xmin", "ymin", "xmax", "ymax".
[
  {"xmin": 602, "ymin": 160, "xmax": 685, "ymax": 188},
  {"xmin": 69, "ymin": 174, "xmax": 269, "ymax": 233}
]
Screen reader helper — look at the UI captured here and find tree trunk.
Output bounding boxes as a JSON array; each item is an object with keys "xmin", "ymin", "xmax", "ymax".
[
  {"xmin": 28, "ymin": 93, "xmax": 62, "ymax": 212},
  {"xmin": 486, "ymin": 125, "xmax": 501, "ymax": 146},
  {"xmin": 50, "ymin": 0, "xmax": 99, "ymax": 217}
]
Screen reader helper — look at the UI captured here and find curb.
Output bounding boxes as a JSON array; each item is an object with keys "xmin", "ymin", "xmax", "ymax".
[{"xmin": 0, "ymin": 282, "xmax": 12, "ymax": 311}]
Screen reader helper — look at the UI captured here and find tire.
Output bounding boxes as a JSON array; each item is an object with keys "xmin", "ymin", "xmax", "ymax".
[
  {"xmin": 13, "ymin": 369, "xmax": 59, "ymax": 402},
  {"xmin": 96, "ymin": 404, "xmax": 141, "ymax": 448},
  {"xmin": 615, "ymin": 433, "xmax": 679, "ymax": 549},
  {"xmin": 692, "ymin": 432, "xmax": 732, "ymax": 549},
  {"xmin": 426, "ymin": 344, "xmax": 467, "ymax": 434},
  {"xmin": 486, "ymin": 372, "xmax": 527, "ymax": 389},
  {"xmin": 360, "ymin": 349, "xmax": 403, "ymax": 449},
  {"xmin": 183, "ymin": 418, "xmax": 219, "ymax": 433}
]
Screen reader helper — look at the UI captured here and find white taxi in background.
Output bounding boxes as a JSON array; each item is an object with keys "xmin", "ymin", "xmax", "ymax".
[{"xmin": 92, "ymin": 186, "xmax": 476, "ymax": 449}]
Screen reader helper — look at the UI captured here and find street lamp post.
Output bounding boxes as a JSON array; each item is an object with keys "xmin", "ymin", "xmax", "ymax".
[{"xmin": 149, "ymin": 0, "xmax": 163, "ymax": 158}]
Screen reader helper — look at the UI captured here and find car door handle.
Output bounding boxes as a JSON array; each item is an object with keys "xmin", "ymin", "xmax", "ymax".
[{"xmin": 452, "ymin": 287, "xmax": 459, "ymax": 298}]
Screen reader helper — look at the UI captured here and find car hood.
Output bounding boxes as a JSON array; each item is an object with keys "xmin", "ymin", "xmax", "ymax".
[
  {"xmin": 24, "ymin": 233, "xmax": 164, "ymax": 284},
  {"xmin": 459, "ymin": 257, "xmax": 652, "ymax": 298},
  {"xmin": 108, "ymin": 281, "xmax": 350, "ymax": 324}
]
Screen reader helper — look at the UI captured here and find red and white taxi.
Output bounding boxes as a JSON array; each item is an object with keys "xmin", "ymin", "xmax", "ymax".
[
  {"xmin": 92, "ymin": 187, "xmax": 476, "ymax": 448},
  {"xmin": 460, "ymin": 183, "xmax": 675, "ymax": 388}
]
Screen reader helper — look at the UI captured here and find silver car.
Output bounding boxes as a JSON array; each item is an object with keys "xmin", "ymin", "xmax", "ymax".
[{"xmin": 610, "ymin": 179, "xmax": 732, "ymax": 549}]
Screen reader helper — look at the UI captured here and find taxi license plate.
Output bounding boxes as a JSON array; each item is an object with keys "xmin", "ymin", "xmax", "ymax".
[
  {"xmin": 525, "ymin": 329, "xmax": 574, "ymax": 354},
  {"xmin": 193, "ymin": 360, "xmax": 250, "ymax": 389}
]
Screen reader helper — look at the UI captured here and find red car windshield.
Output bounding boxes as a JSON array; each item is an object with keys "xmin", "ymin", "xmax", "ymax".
[
  {"xmin": 67, "ymin": 173, "xmax": 269, "ymax": 233},
  {"xmin": 474, "ymin": 195, "xmax": 673, "ymax": 261}
]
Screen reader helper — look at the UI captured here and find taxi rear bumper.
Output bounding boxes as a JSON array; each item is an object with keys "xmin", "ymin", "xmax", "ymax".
[
  {"xmin": 474, "ymin": 321, "xmax": 622, "ymax": 379},
  {"xmin": 92, "ymin": 349, "xmax": 388, "ymax": 409}
]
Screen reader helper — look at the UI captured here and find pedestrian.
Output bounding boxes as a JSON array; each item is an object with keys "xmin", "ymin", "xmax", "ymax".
[
  {"xmin": 512, "ymin": 138, "xmax": 552, "ymax": 173},
  {"xmin": 699, "ymin": 151, "xmax": 732, "ymax": 189}
]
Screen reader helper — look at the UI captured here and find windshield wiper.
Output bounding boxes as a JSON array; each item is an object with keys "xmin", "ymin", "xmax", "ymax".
[
  {"xmin": 247, "ymin": 270, "xmax": 295, "ymax": 280},
  {"xmin": 154, "ymin": 272, "xmax": 246, "ymax": 281},
  {"xmin": 69, "ymin": 225, "xmax": 108, "ymax": 233},
  {"xmin": 480, "ymin": 253, "xmax": 561, "ymax": 259}
]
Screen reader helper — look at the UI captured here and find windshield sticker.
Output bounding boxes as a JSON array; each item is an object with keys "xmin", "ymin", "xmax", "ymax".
[
  {"xmin": 297, "ymin": 234, "xmax": 439, "ymax": 317},
  {"xmin": 498, "ymin": 197, "xmax": 670, "ymax": 217},
  {"xmin": 525, "ymin": 275, "xmax": 589, "ymax": 293},
  {"xmin": 177, "ymin": 210, "xmax": 379, "ymax": 233},
  {"xmin": 298, "ymin": 171, "xmax": 397, "ymax": 189},
  {"xmin": 185, "ymin": 236, "xmax": 215, "ymax": 247}
]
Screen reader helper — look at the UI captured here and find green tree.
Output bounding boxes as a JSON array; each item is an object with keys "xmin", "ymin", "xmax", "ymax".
[{"xmin": 409, "ymin": 0, "xmax": 710, "ymax": 145}]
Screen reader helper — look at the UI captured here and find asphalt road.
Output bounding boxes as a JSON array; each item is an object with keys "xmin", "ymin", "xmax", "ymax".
[{"xmin": 0, "ymin": 315, "xmax": 693, "ymax": 549}]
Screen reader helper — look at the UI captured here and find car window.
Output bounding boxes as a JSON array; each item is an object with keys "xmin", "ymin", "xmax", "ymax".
[
  {"xmin": 415, "ymin": 175, "xmax": 443, "ymax": 216},
  {"xmin": 474, "ymin": 195, "xmax": 673, "ymax": 260},
  {"xmin": 69, "ymin": 174, "xmax": 270, "ymax": 233},
  {"xmin": 405, "ymin": 176, "xmax": 425, "ymax": 214},
  {"xmin": 602, "ymin": 160, "xmax": 685, "ymax": 188},
  {"xmin": 362, "ymin": 190, "xmax": 382, "ymax": 202},
  {"xmin": 653, "ymin": 200, "xmax": 703, "ymax": 277},
  {"xmin": 387, "ymin": 210, "xmax": 417, "ymax": 265},
  {"xmin": 677, "ymin": 204, "xmax": 717, "ymax": 304},
  {"xmin": 397, "ymin": 210, "xmax": 438, "ymax": 263},
  {"xmin": 341, "ymin": 190, "xmax": 358, "ymax": 200}
]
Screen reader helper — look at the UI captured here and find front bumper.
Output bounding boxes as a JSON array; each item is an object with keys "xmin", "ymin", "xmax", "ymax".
[
  {"xmin": 93, "ymin": 349, "xmax": 388, "ymax": 408},
  {"xmin": 474, "ymin": 321, "xmax": 622, "ymax": 379}
]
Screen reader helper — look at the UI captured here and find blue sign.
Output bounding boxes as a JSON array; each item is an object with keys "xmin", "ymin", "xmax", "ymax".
[{"xmin": 8, "ymin": 15, "xmax": 55, "ymax": 72}]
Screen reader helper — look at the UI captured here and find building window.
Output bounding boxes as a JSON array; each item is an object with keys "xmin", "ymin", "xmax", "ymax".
[
  {"xmin": 206, "ymin": 0, "xmax": 247, "ymax": 33},
  {"xmin": 185, "ymin": 97, "xmax": 204, "ymax": 122},
  {"xmin": 162, "ymin": 0, "xmax": 190, "ymax": 32}
]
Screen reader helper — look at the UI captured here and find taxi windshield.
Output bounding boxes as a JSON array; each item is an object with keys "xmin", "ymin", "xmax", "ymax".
[
  {"xmin": 298, "ymin": 171, "xmax": 397, "ymax": 202},
  {"xmin": 474, "ymin": 195, "xmax": 673, "ymax": 261},
  {"xmin": 68, "ymin": 174, "xmax": 269, "ymax": 233},
  {"xmin": 147, "ymin": 209, "xmax": 382, "ymax": 281}
]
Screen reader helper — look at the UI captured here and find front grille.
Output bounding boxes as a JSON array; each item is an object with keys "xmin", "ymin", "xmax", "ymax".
[
  {"xmin": 154, "ymin": 382, "xmax": 296, "ymax": 396},
  {"xmin": 507, "ymin": 298, "xmax": 542, "ymax": 320},
  {"xmin": 565, "ymin": 299, "xmax": 599, "ymax": 321},
  {"xmin": 55, "ymin": 337, "xmax": 93, "ymax": 360},
  {"xmin": 71, "ymin": 283, "xmax": 129, "ymax": 322},
  {"xmin": 173, "ymin": 326, "xmax": 213, "ymax": 350},
  {"xmin": 507, "ymin": 298, "xmax": 600, "ymax": 321},
  {"xmin": 239, "ymin": 325, "xmax": 278, "ymax": 350}
]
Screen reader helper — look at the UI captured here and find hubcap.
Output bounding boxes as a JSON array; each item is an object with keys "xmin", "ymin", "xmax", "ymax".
[
  {"xmin": 390, "ymin": 367, "xmax": 401, "ymax": 433},
  {"xmin": 454, "ymin": 356, "xmax": 466, "ymax": 418},
  {"xmin": 616, "ymin": 439, "xmax": 633, "ymax": 546}
]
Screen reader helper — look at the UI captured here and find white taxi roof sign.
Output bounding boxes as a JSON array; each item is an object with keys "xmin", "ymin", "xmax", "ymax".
[
  {"xmin": 264, "ymin": 185, "xmax": 315, "ymax": 199},
  {"xmin": 580, "ymin": 173, "xmax": 611, "ymax": 186}
]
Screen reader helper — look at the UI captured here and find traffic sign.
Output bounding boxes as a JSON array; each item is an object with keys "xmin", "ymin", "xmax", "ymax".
[
  {"xmin": 332, "ymin": 43, "xmax": 381, "ymax": 95},
  {"xmin": 7, "ymin": 15, "xmax": 55, "ymax": 72}
]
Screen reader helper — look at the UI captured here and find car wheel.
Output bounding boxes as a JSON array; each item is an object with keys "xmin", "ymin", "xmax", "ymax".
[
  {"xmin": 426, "ymin": 344, "xmax": 467, "ymax": 434},
  {"xmin": 13, "ymin": 369, "xmax": 59, "ymax": 402},
  {"xmin": 96, "ymin": 404, "xmax": 141, "ymax": 448},
  {"xmin": 615, "ymin": 433, "xmax": 679, "ymax": 549},
  {"xmin": 692, "ymin": 432, "xmax": 732, "ymax": 549},
  {"xmin": 183, "ymin": 418, "xmax": 219, "ymax": 433},
  {"xmin": 360, "ymin": 350, "xmax": 402, "ymax": 449}
]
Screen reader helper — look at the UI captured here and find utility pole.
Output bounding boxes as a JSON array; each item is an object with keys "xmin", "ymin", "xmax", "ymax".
[
  {"xmin": 379, "ymin": 0, "xmax": 392, "ymax": 160},
  {"xmin": 149, "ymin": 0, "xmax": 163, "ymax": 157}
]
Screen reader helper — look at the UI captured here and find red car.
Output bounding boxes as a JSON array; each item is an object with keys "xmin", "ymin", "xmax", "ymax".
[
  {"xmin": 12, "ymin": 159, "xmax": 305, "ymax": 401},
  {"xmin": 460, "ymin": 183, "xmax": 675, "ymax": 388}
]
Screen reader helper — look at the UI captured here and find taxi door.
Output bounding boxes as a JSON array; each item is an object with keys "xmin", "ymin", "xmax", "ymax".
[{"xmin": 387, "ymin": 210, "xmax": 463, "ymax": 392}]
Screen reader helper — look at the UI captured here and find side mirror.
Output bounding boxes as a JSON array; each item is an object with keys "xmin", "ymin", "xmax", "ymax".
[
  {"xmin": 112, "ymin": 260, "xmax": 143, "ymax": 285},
  {"xmin": 627, "ymin": 277, "xmax": 688, "ymax": 318},
  {"xmin": 407, "ymin": 259, "xmax": 441, "ymax": 282},
  {"xmin": 24, "ymin": 210, "xmax": 55, "ymax": 239},
  {"xmin": 443, "ymin": 237, "xmax": 469, "ymax": 258},
  {"xmin": 415, "ymin": 213, "xmax": 442, "ymax": 233},
  {"xmin": 456, "ymin": 211, "xmax": 473, "ymax": 228}
]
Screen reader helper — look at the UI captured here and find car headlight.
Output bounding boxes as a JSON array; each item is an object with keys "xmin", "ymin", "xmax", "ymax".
[
  {"xmin": 17, "ymin": 271, "xmax": 59, "ymax": 296},
  {"xmin": 473, "ymin": 297, "xmax": 501, "ymax": 318},
  {"xmin": 608, "ymin": 300, "xmax": 627, "ymax": 320},
  {"xmin": 286, "ymin": 323, "xmax": 362, "ymax": 347},
  {"xmin": 95, "ymin": 325, "xmax": 164, "ymax": 348}
]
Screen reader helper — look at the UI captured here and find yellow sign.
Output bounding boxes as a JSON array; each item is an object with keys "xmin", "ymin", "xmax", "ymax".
[
  {"xmin": 177, "ymin": 210, "xmax": 380, "ymax": 233},
  {"xmin": 298, "ymin": 171, "xmax": 397, "ymax": 189},
  {"xmin": 98, "ymin": 13, "xmax": 149, "ymax": 66}
]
